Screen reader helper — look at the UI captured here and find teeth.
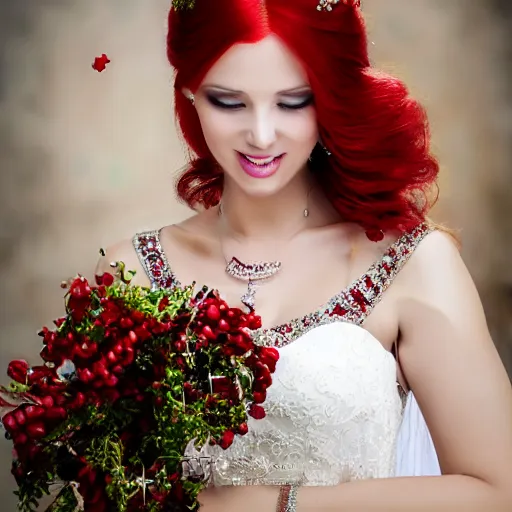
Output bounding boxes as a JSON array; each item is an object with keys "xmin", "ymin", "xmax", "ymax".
[{"xmin": 244, "ymin": 155, "xmax": 276, "ymax": 165}]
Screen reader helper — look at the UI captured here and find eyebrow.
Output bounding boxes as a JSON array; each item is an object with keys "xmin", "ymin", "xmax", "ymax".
[{"xmin": 202, "ymin": 84, "xmax": 312, "ymax": 95}]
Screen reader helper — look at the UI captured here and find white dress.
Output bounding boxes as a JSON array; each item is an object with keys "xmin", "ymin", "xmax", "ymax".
[{"xmin": 133, "ymin": 223, "xmax": 441, "ymax": 486}]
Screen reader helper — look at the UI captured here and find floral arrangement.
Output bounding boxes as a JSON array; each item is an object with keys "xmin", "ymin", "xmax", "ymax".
[{"xmin": 1, "ymin": 264, "xmax": 279, "ymax": 511}]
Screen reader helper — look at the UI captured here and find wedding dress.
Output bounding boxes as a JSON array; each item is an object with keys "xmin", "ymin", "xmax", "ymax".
[{"xmin": 133, "ymin": 222, "xmax": 441, "ymax": 486}]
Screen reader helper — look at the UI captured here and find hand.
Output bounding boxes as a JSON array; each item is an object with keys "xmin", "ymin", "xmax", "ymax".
[{"xmin": 198, "ymin": 484, "xmax": 280, "ymax": 512}]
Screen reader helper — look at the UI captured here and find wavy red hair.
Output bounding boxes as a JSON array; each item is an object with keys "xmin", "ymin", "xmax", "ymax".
[{"xmin": 166, "ymin": 0, "xmax": 439, "ymax": 237}]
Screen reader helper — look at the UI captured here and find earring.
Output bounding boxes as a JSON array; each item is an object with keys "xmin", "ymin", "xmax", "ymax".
[
  {"xmin": 318, "ymin": 138, "xmax": 332, "ymax": 157},
  {"xmin": 187, "ymin": 93, "xmax": 195, "ymax": 106}
]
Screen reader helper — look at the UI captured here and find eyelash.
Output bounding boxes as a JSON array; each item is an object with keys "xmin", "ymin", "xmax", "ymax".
[{"xmin": 206, "ymin": 95, "xmax": 314, "ymax": 111}]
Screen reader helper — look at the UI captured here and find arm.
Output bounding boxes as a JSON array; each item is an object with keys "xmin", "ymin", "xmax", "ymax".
[{"xmin": 293, "ymin": 230, "xmax": 512, "ymax": 511}]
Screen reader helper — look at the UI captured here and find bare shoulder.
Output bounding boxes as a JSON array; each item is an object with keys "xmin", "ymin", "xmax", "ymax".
[
  {"xmin": 397, "ymin": 228, "xmax": 489, "ymax": 343},
  {"xmin": 95, "ymin": 236, "xmax": 149, "ymax": 287},
  {"xmin": 399, "ymin": 228, "xmax": 471, "ymax": 298}
]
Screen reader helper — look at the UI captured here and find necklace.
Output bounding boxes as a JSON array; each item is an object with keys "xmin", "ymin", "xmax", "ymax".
[
  {"xmin": 219, "ymin": 194, "xmax": 312, "ymax": 311},
  {"xmin": 225, "ymin": 257, "xmax": 281, "ymax": 311}
]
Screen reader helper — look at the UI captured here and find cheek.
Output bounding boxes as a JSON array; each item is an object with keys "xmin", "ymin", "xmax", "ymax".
[
  {"xmin": 197, "ymin": 110, "xmax": 236, "ymax": 154},
  {"xmin": 282, "ymin": 111, "xmax": 318, "ymax": 146}
]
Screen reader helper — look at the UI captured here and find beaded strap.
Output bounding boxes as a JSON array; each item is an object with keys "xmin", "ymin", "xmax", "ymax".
[{"xmin": 132, "ymin": 229, "xmax": 180, "ymax": 290}]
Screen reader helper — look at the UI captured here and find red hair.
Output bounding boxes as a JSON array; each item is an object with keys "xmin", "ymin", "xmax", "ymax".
[{"xmin": 166, "ymin": 0, "xmax": 439, "ymax": 237}]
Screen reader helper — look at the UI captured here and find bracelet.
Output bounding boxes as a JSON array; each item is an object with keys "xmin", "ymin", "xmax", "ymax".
[{"xmin": 276, "ymin": 483, "xmax": 299, "ymax": 512}]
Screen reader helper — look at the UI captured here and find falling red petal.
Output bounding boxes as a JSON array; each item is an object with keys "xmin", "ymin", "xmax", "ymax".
[{"xmin": 92, "ymin": 54, "xmax": 111, "ymax": 72}]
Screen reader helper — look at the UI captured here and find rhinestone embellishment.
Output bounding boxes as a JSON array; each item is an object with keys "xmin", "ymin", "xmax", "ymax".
[
  {"xmin": 317, "ymin": 0, "xmax": 361, "ymax": 12},
  {"xmin": 225, "ymin": 257, "xmax": 281, "ymax": 282},
  {"xmin": 225, "ymin": 257, "xmax": 282, "ymax": 311},
  {"xmin": 317, "ymin": 0, "xmax": 340, "ymax": 11},
  {"xmin": 133, "ymin": 223, "xmax": 432, "ymax": 349}
]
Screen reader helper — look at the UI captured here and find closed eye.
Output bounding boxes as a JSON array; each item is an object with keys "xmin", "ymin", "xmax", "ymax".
[
  {"xmin": 278, "ymin": 96, "xmax": 314, "ymax": 110},
  {"xmin": 206, "ymin": 94, "xmax": 314, "ymax": 111},
  {"xmin": 206, "ymin": 94, "xmax": 243, "ymax": 110}
]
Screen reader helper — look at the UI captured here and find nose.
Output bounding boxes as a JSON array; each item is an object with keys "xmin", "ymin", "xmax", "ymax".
[{"xmin": 246, "ymin": 109, "xmax": 277, "ymax": 150}]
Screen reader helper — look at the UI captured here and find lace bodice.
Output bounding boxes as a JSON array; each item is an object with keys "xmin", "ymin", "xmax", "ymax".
[
  {"xmin": 209, "ymin": 322, "xmax": 402, "ymax": 485},
  {"xmin": 133, "ymin": 223, "xmax": 439, "ymax": 486}
]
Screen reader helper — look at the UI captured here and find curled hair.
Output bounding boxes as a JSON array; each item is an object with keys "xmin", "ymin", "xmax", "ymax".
[{"xmin": 167, "ymin": 0, "xmax": 439, "ymax": 236}]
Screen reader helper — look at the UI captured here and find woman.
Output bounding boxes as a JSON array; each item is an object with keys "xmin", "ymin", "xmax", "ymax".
[{"xmin": 96, "ymin": 0, "xmax": 512, "ymax": 510}]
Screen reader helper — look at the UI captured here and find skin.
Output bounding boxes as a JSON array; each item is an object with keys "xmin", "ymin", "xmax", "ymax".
[{"xmin": 97, "ymin": 35, "xmax": 512, "ymax": 511}]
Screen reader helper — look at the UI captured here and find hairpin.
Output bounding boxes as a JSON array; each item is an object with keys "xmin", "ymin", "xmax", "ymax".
[
  {"xmin": 317, "ymin": 0, "xmax": 361, "ymax": 12},
  {"xmin": 172, "ymin": 0, "xmax": 196, "ymax": 10}
]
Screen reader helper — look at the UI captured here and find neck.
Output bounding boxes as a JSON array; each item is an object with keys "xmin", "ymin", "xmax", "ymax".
[{"xmin": 218, "ymin": 171, "xmax": 337, "ymax": 242}]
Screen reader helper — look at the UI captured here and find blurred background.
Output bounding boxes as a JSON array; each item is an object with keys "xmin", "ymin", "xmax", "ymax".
[{"xmin": 1, "ymin": 0, "xmax": 511, "ymax": 507}]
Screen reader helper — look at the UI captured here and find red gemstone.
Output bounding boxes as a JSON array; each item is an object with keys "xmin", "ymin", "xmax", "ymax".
[
  {"xmin": 350, "ymin": 289, "xmax": 368, "ymax": 312},
  {"xmin": 331, "ymin": 303, "xmax": 348, "ymax": 317}
]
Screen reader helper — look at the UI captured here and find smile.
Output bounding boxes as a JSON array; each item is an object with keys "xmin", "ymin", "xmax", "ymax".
[{"xmin": 236, "ymin": 152, "xmax": 284, "ymax": 179}]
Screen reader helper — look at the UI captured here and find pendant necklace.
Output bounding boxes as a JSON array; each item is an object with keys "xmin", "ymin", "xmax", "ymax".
[
  {"xmin": 219, "ymin": 195, "xmax": 311, "ymax": 312},
  {"xmin": 225, "ymin": 257, "xmax": 281, "ymax": 311}
]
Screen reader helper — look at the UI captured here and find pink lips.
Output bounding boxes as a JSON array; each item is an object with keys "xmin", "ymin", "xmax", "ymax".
[{"xmin": 236, "ymin": 152, "xmax": 284, "ymax": 179}]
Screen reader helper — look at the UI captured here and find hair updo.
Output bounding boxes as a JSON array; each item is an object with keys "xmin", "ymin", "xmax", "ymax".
[{"xmin": 166, "ymin": 0, "xmax": 439, "ymax": 238}]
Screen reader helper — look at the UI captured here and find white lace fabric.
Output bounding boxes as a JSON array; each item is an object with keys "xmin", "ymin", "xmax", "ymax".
[{"xmin": 208, "ymin": 322, "xmax": 404, "ymax": 486}]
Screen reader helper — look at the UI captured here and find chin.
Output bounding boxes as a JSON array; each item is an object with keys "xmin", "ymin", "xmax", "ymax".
[{"xmin": 237, "ymin": 180, "xmax": 287, "ymax": 199}]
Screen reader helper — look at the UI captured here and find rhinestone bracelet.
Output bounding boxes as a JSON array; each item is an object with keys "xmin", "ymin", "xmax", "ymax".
[{"xmin": 276, "ymin": 484, "xmax": 299, "ymax": 512}]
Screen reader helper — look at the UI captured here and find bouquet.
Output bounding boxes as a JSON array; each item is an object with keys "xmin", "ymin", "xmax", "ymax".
[{"xmin": 1, "ymin": 263, "xmax": 279, "ymax": 511}]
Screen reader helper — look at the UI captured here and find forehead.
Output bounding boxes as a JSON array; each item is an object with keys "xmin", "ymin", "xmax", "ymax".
[{"xmin": 200, "ymin": 35, "xmax": 310, "ymax": 93}]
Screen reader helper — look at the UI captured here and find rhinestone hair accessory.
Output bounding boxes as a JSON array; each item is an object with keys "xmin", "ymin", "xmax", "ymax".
[
  {"xmin": 317, "ymin": 0, "xmax": 361, "ymax": 12},
  {"xmin": 172, "ymin": 0, "xmax": 196, "ymax": 10}
]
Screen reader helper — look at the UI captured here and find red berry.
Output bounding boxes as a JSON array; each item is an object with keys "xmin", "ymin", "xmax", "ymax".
[
  {"xmin": 71, "ymin": 392, "xmax": 86, "ymax": 409},
  {"xmin": 106, "ymin": 351, "xmax": 117, "ymax": 364},
  {"xmin": 206, "ymin": 305, "xmax": 221, "ymax": 321},
  {"xmin": 78, "ymin": 368, "xmax": 95, "ymax": 383},
  {"xmin": 111, "ymin": 365, "xmax": 124, "ymax": 375},
  {"xmin": 123, "ymin": 347, "xmax": 135, "ymax": 365},
  {"xmin": 45, "ymin": 407, "xmax": 67, "ymax": 422},
  {"xmin": 24, "ymin": 405, "xmax": 45, "ymax": 421},
  {"xmin": 253, "ymin": 391, "xmax": 267, "ymax": 404},
  {"xmin": 14, "ymin": 409, "xmax": 26, "ymax": 426},
  {"xmin": 104, "ymin": 375, "xmax": 118, "ymax": 387},
  {"xmin": 219, "ymin": 429, "xmax": 235, "ymax": 449},
  {"xmin": 238, "ymin": 423, "xmax": 249, "ymax": 436},
  {"xmin": 113, "ymin": 343, "xmax": 124, "ymax": 355},
  {"xmin": 202, "ymin": 325, "xmax": 216, "ymax": 340},
  {"xmin": 26, "ymin": 422, "xmax": 46, "ymax": 439},
  {"xmin": 218, "ymin": 319, "xmax": 230, "ymax": 331},
  {"xmin": 2, "ymin": 413, "xmax": 17, "ymax": 432},
  {"xmin": 41, "ymin": 395, "xmax": 54, "ymax": 409},
  {"xmin": 13, "ymin": 433, "xmax": 28, "ymax": 445},
  {"xmin": 92, "ymin": 361, "xmax": 110, "ymax": 380},
  {"xmin": 248, "ymin": 403, "xmax": 266, "ymax": 420},
  {"xmin": 175, "ymin": 340, "xmax": 186, "ymax": 352}
]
